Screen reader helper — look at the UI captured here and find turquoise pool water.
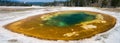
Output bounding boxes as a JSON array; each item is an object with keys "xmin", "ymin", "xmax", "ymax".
[{"xmin": 44, "ymin": 12, "xmax": 96, "ymax": 27}]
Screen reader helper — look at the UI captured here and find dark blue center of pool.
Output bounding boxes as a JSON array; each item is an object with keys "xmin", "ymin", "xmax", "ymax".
[{"xmin": 44, "ymin": 12, "xmax": 96, "ymax": 27}]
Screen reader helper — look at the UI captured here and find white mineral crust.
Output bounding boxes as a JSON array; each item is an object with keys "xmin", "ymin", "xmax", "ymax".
[{"xmin": 0, "ymin": 6, "xmax": 120, "ymax": 43}]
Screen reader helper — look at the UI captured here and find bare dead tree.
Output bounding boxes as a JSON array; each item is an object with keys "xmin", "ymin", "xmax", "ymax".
[
  {"xmin": 97, "ymin": 0, "xmax": 103, "ymax": 7},
  {"xmin": 106, "ymin": 0, "xmax": 112, "ymax": 8},
  {"xmin": 83, "ymin": 0, "xmax": 88, "ymax": 6}
]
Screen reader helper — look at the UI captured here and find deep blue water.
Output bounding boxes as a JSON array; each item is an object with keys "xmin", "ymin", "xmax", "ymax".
[{"xmin": 44, "ymin": 12, "xmax": 96, "ymax": 27}]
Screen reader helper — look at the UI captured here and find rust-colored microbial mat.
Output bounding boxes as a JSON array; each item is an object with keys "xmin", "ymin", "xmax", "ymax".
[{"xmin": 4, "ymin": 11, "xmax": 116, "ymax": 40}]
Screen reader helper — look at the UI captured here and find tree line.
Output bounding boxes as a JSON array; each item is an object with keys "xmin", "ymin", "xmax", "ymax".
[
  {"xmin": 0, "ymin": 0, "xmax": 120, "ymax": 8},
  {"xmin": 52, "ymin": 0, "xmax": 120, "ymax": 8}
]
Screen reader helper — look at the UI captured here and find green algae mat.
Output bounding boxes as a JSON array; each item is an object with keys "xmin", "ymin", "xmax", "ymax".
[{"xmin": 4, "ymin": 10, "xmax": 116, "ymax": 40}]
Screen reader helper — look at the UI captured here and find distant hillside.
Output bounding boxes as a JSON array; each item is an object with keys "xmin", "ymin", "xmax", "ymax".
[
  {"xmin": 0, "ymin": 0, "xmax": 65, "ymax": 6},
  {"xmin": 0, "ymin": 0, "xmax": 49, "ymax": 6},
  {"xmin": 25, "ymin": 2, "xmax": 46, "ymax": 6},
  {"xmin": 0, "ymin": 0, "xmax": 32, "ymax": 6}
]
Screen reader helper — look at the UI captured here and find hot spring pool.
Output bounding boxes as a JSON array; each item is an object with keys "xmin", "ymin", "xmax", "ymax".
[
  {"xmin": 44, "ymin": 12, "xmax": 96, "ymax": 27},
  {"xmin": 4, "ymin": 10, "xmax": 116, "ymax": 40}
]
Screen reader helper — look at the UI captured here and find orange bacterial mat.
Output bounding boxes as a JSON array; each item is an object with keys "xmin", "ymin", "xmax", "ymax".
[{"xmin": 4, "ymin": 10, "xmax": 116, "ymax": 40}]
